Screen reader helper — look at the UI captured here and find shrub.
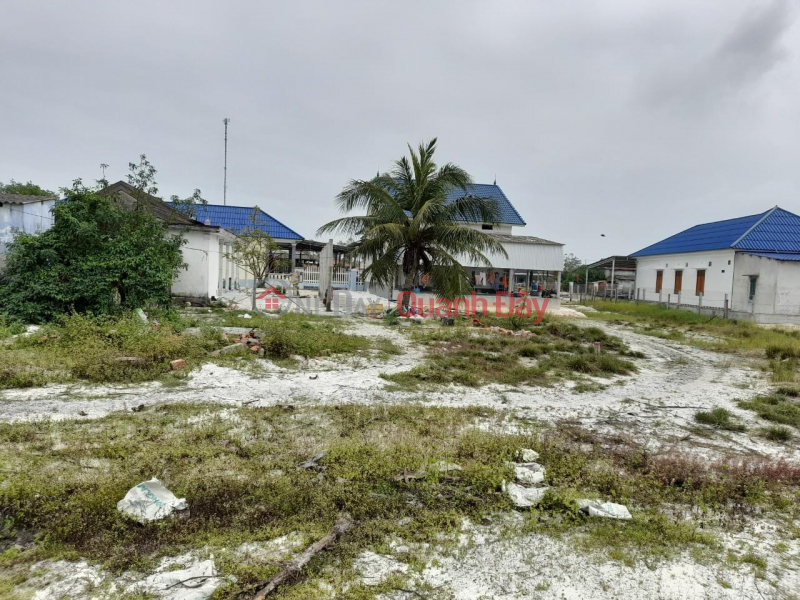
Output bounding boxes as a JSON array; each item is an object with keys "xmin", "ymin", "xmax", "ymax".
[{"xmin": 760, "ymin": 425, "xmax": 793, "ymax": 442}]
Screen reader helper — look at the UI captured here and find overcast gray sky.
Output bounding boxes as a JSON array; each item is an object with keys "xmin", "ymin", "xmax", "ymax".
[{"xmin": 2, "ymin": 0, "xmax": 798, "ymax": 261}]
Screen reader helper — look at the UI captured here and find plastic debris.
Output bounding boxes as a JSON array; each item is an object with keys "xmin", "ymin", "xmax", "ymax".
[
  {"xmin": 514, "ymin": 462, "xmax": 545, "ymax": 485},
  {"xmin": 520, "ymin": 448, "xmax": 540, "ymax": 462},
  {"xmin": 578, "ymin": 499, "xmax": 632, "ymax": 520},
  {"xmin": 504, "ymin": 481, "xmax": 550, "ymax": 507},
  {"xmin": 117, "ymin": 478, "xmax": 188, "ymax": 523}
]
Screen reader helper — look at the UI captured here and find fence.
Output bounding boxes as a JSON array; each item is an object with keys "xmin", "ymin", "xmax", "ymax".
[
  {"xmin": 267, "ymin": 266, "xmax": 355, "ymax": 289},
  {"xmin": 568, "ymin": 282, "xmax": 634, "ymax": 302}
]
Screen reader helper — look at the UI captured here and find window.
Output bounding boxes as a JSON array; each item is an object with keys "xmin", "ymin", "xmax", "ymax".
[
  {"xmin": 696, "ymin": 269, "xmax": 706, "ymax": 296},
  {"xmin": 482, "ymin": 224, "xmax": 493, "ymax": 230},
  {"xmin": 674, "ymin": 270, "xmax": 683, "ymax": 293},
  {"xmin": 749, "ymin": 276, "xmax": 758, "ymax": 301},
  {"xmin": 655, "ymin": 270, "xmax": 663, "ymax": 293}
]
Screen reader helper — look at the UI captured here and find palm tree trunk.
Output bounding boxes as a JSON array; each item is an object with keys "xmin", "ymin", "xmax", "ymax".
[{"xmin": 401, "ymin": 268, "xmax": 416, "ymax": 311}]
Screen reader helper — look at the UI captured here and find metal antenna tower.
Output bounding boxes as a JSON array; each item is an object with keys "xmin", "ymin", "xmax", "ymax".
[{"xmin": 223, "ymin": 117, "xmax": 230, "ymax": 205}]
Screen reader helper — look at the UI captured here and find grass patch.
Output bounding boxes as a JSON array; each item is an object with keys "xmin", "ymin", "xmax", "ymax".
[
  {"xmin": 739, "ymin": 392, "xmax": 800, "ymax": 429},
  {"xmin": 0, "ymin": 311, "xmax": 373, "ymax": 389},
  {"xmin": 381, "ymin": 318, "xmax": 639, "ymax": 389},
  {"xmin": 694, "ymin": 407, "xmax": 746, "ymax": 432}
]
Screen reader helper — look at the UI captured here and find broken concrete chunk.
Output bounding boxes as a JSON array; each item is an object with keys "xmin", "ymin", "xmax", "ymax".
[
  {"xmin": 577, "ymin": 499, "xmax": 632, "ymax": 520},
  {"xmin": 115, "ymin": 356, "xmax": 146, "ymax": 365},
  {"xmin": 504, "ymin": 481, "xmax": 550, "ymax": 508},
  {"xmin": 210, "ymin": 342, "xmax": 246, "ymax": 356},
  {"xmin": 520, "ymin": 448, "xmax": 540, "ymax": 462},
  {"xmin": 117, "ymin": 478, "xmax": 188, "ymax": 523},
  {"xmin": 169, "ymin": 359, "xmax": 185, "ymax": 370},
  {"xmin": 429, "ymin": 460, "xmax": 462, "ymax": 473},
  {"xmin": 514, "ymin": 462, "xmax": 545, "ymax": 485}
]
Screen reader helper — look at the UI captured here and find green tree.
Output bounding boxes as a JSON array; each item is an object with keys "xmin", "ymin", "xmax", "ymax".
[
  {"xmin": 0, "ymin": 180, "xmax": 185, "ymax": 323},
  {"xmin": 317, "ymin": 138, "xmax": 506, "ymax": 308},
  {"xmin": 0, "ymin": 180, "xmax": 56, "ymax": 196},
  {"xmin": 170, "ymin": 188, "xmax": 208, "ymax": 220},
  {"xmin": 229, "ymin": 208, "xmax": 286, "ymax": 287},
  {"xmin": 561, "ymin": 253, "xmax": 605, "ymax": 287}
]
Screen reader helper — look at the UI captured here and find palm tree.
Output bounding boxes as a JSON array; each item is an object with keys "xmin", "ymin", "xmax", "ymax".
[{"xmin": 317, "ymin": 138, "xmax": 507, "ymax": 308}]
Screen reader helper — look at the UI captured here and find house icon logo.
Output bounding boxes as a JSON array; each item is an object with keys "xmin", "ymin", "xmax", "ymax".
[{"xmin": 256, "ymin": 286, "xmax": 287, "ymax": 310}]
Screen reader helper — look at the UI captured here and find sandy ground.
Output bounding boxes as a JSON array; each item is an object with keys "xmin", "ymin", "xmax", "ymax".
[
  {"xmin": 4, "ymin": 316, "xmax": 799, "ymax": 599},
  {"xmin": 0, "ymin": 318, "xmax": 781, "ymax": 458}
]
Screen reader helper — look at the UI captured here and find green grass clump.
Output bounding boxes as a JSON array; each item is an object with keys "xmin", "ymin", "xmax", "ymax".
[
  {"xmin": 759, "ymin": 425, "xmax": 793, "ymax": 442},
  {"xmin": 381, "ymin": 318, "xmax": 639, "ymax": 389},
  {"xmin": 694, "ymin": 407, "xmax": 746, "ymax": 432},
  {"xmin": 739, "ymin": 392, "xmax": 800, "ymax": 429}
]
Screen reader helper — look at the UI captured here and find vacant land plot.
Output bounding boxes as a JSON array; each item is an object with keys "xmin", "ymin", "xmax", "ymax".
[{"xmin": 1, "ymin": 304, "xmax": 799, "ymax": 599}]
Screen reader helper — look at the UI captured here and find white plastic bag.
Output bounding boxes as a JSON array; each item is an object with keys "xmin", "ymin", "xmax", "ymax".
[
  {"xmin": 578, "ymin": 499, "xmax": 632, "ymax": 520},
  {"xmin": 117, "ymin": 478, "xmax": 188, "ymax": 523}
]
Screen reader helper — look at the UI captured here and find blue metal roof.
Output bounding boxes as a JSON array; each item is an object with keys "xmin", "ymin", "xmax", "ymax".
[
  {"xmin": 746, "ymin": 252, "xmax": 800, "ymax": 261},
  {"xmin": 446, "ymin": 184, "xmax": 526, "ymax": 226},
  {"xmin": 167, "ymin": 203, "xmax": 304, "ymax": 240},
  {"xmin": 631, "ymin": 207, "xmax": 800, "ymax": 257},
  {"xmin": 401, "ymin": 184, "xmax": 526, "ymax": 225}
]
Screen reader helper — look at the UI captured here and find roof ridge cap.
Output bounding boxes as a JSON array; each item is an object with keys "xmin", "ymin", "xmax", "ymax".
[{"xmin": 731, "ymin": 206, "xmax": 778, "ymax": 248}]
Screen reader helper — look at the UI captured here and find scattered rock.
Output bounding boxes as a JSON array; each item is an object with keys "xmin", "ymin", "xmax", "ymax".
[
  {"xmin": 520, "ymin": 448, "xmax": 540, "ymax": 462},
  {"xmin": 78, "ymin": 410, "xmax": 88, "ymax": 417},
  {"xmin": 169, "ymin": 359, "xmax": 185, "ymax": 370},
  {"xmin": 123, "ymin": 558, "xmax": 222, "ymax": 600},
  {"xmin": 514, "ymin": 462, "xmax": 545, "ymax": 485},
  {"xmin": 504, "ymin": 481, "xmax": 550, "ymax": 508},
  {"xmin": 297, "ymin": 452, "xmax": 326, "ymax": 470},
  {"xmin": 238, "ymin": 313, "xmax": 253, "ymax": 319}
]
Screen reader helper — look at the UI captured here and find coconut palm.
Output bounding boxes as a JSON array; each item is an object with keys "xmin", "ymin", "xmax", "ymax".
[{"xmin": 317, "ymin": 138, "xmax": 507, "ymax": 308}]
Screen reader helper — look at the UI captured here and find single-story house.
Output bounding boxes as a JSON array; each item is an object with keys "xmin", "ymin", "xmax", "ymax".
[
  {"xmin": 631, "ymin": 206, "xmax": 800, "ymax": 322},
  {"xmin": 0, "ymin": 193, "xmax": 58, "ymax": 271},
  {"xmin": 431, "ymin": 183, "xmax": 564, "ymax": 293},
  {"xmin": 101, "ymin": 182, "xmax": 237, "ymax": 301}
]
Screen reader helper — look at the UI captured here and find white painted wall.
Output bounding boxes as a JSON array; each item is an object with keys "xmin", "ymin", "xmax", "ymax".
[
  {"xmin": 475, "ymin": 241, "xmax": 564, "ymax": 271},
  {"xmin": 634, "ymin": 249, "xmax": 736, "ymax": 308},
  {"xmin": 0, "ymin": 199, "xmax": 56, "ymax": 268},
  {"xmin": 463, "ymin": 222, "xmax": 514, "ymax": 234},
  {"xmin": 171, "ymin": 227, "xmax": 233, "ymax": 300},
  {"xmin": 732, "ymin": 253, "xmax": 800, "ymax": 316}
]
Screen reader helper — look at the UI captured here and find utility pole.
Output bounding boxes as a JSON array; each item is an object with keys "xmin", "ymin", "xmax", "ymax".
[{"xmin": 223, "ymin": 117, "xmax": 230, "ymax": 205}]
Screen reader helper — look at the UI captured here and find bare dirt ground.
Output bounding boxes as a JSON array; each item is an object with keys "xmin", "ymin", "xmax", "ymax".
[{"xmin": 3, "ymin": 317, "xmax": 799, "ymax": 599}]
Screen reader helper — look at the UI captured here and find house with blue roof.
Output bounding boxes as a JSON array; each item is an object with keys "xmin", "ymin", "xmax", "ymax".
[{"xmin": 631, "ymin": 206, "xmax": 800, "ymax": 321}]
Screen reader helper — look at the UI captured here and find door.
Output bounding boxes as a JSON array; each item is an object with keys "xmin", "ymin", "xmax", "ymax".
[
  {"xmin": 655, "ymin": 270, "xmax": 663, "ymax": 293},
  {"xmin": 696, "ymin": 269, "xmax": 705, "ymax": 295},
  {"xmin": 674, "ymin": 270, "xmax": 682, "ymax": 294}
]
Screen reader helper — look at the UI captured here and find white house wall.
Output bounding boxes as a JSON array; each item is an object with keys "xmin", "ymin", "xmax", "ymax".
[
  {"xmin": 731, "ymin": 253, "xmax": 800, "ymax": 316},
  {"xmin": 634, "ymin": 249, "xmax": 736, "ymax": 308},
  {"xmin": 0, "ymin": 199, "xmax": 56, "ymax": 268},
  {"xmin": 171, "ymin": 228, "xmax": 226, "ymax": 300},
  {"xmin": 464, "ymin": 241, "xmax": 564, "ymax": 271}
]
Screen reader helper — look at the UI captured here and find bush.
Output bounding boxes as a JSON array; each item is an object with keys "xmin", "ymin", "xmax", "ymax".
[
  {"xmin": 0, "ymin": 182, "xmax": 184, "ymax": 323},
  {"xmin": 760, "ymin": 425, "xmax": 793, "ymax": 442}
]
